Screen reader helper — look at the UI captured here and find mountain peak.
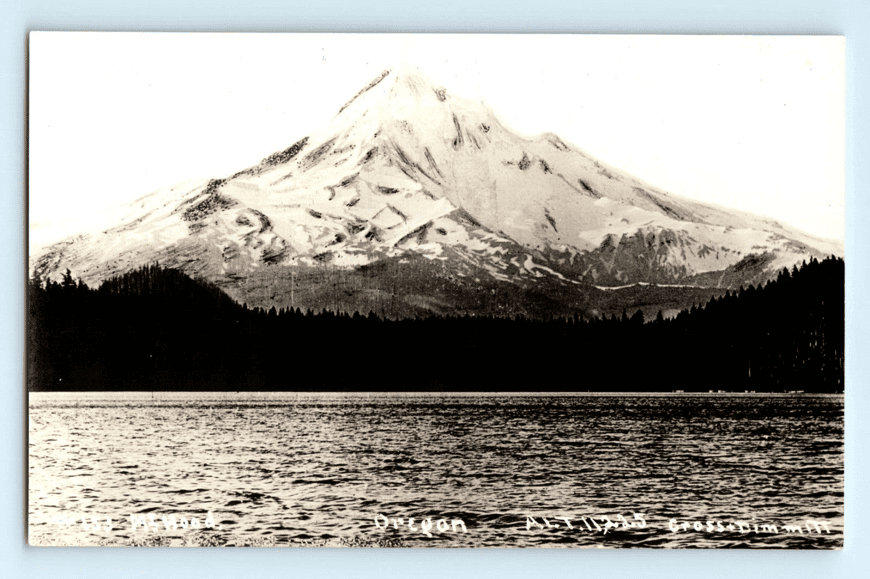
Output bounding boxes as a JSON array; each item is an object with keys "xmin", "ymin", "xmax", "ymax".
[
  {"xmin": 30, "ymin": 66, "xmax": 842, "ymax": 306},
  {"xmin": 389, "ymin": 65, "xmax": 441, "ymax": 98},
  {"xmin": 337, "ymin": 66, "xmax": 447, "ymax": 117}
]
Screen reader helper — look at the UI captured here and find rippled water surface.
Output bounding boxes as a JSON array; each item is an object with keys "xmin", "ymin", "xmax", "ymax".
[{"xmin": 28, "ymin": 393, "xmax": 843, "ymax": 548}]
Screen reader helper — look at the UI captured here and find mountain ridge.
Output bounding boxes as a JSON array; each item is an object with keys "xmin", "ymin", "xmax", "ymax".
[{"xmin": 29, "ymin": 67, "xmax": 843, "ymax": 318}]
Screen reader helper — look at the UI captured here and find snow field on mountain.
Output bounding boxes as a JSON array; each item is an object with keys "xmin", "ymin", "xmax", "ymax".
[{"xmin": 30, "ymin": 66, "xmax": 842, "ymax": 297}]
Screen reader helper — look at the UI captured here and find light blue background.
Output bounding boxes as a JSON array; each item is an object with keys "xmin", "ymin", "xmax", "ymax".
[{"xmin": 2, "ymin": 1, "xmax": 867, "ymax": 577}]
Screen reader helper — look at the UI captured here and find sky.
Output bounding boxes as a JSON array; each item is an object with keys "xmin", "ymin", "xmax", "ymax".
[{"xmin": 28, "ymin": 33, "xmax": 846, "ymax": 250}]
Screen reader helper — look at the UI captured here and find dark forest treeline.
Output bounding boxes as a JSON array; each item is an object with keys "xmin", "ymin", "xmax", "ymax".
[{"xmin": 27, "ymin": 257, "xmax": 844, "ymax": 392}]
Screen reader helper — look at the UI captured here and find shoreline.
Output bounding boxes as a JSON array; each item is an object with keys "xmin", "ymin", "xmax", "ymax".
[{"xmin": 28, "ymin": 391, "xmax": 846, "ymax": 401}]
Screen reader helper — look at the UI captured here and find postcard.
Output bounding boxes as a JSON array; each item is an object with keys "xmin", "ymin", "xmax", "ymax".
[{"xmin": 27, "ymin": 33, "xmax": 844, "ymax": 548}]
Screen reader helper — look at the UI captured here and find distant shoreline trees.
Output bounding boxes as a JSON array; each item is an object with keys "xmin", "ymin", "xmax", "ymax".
[{"xmin": 27, "ymin": 256, "xmax": 844, "ymax": 393}]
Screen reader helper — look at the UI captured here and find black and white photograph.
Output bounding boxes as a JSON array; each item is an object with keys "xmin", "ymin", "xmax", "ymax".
[{"xmin": 26, "ymin": 33, "xmax": 845, "ymax": 548}]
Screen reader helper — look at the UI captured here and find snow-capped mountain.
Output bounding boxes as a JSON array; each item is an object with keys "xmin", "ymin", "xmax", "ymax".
[{"xmin": 30, "ymin": 67, "xmax": 842, "ymax": 316}]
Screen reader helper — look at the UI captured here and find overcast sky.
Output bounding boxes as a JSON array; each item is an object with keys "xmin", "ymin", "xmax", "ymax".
[{"xmin": 28, "ymin": 33, "xmax": 845, "ymax": 249}]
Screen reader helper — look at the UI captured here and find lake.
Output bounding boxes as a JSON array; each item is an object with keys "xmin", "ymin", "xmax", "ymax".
[{"xmin": 28, "ymin": 392, "xmax": 844, "ymax": 548}]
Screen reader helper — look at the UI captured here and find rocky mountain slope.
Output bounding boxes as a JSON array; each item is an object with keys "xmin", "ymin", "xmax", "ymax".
[{"xmin": 30, "ymin": 66, "xmax": 842, "ymax": 317}]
